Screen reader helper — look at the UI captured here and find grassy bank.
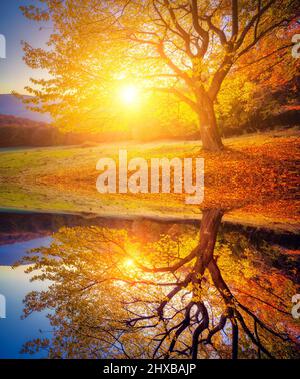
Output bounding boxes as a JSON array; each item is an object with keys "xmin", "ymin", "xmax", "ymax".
[{"xmin": 0, "ymin": 129, "xmax": 299, "ymax": 232}]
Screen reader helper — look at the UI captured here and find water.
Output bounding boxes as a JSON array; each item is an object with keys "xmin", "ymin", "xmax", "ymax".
[
  {"xmin": 0, "ymin": 265, "xmax": 50, "ymax": 358},
  {"xmin": 0, "ymin": 211, "xmax": 299, "ymax": 359}
]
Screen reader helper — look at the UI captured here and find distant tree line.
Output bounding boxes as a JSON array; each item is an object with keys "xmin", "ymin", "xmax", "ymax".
[{"xmin": 0, "ymin": 105, "xmax": 299, "ymax": 148}]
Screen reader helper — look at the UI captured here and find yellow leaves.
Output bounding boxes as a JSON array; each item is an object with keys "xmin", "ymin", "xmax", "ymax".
[{"xmin": 14, "ymin": 207, "xmax": 299, "ymax": 359}]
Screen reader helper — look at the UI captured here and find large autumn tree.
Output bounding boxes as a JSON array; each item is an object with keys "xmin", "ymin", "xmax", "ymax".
[{"xmin": 19, "ymin": 0, "xmax": 299, "ymax": 151}]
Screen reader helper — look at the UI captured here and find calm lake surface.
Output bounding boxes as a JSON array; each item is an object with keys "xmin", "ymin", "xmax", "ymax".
[{"xmin": 0, "ymin": 211, "xmax": 298, "ymax": 358}]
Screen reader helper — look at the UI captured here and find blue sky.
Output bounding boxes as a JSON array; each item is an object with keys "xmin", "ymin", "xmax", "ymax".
[
  {"xmin": 0, "ymin": 236, "xmax": 52, "ymax": 358},
  {"xmin": 0, "ymin": 0, "xmax": 50, "ymax": 94}
]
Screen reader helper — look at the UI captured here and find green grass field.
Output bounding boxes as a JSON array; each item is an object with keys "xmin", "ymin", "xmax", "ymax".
[{"xmin": 0, "ymin": 129, "xmax": 299, "ymax": 232}]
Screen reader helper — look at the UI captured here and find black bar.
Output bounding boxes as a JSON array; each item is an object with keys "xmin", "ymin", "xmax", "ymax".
[{"xmin": 0, "ymin": 359, "xmax": 298, "ymax": 377}]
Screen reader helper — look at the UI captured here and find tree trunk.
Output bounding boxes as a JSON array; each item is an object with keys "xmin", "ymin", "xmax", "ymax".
[
  {"xmin": 195, "ymin": 208, "xmax": 224, "ymax": 274},
  {"xmin": 198, "ymin": 96, "xmax": 223, "ymax": 152}
]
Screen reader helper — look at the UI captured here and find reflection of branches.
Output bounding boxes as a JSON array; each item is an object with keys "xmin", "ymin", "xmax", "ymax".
[
  {"xmin": 123, "ymin": 209, "xmax": 299, "ymax": 359},
  {"xmin": 17, "ymin": 210, "xmax": 300, "ymax": 359},
  {"xmin": 234, "ymin": 289, "xmax": 290, "ymax": 316}
]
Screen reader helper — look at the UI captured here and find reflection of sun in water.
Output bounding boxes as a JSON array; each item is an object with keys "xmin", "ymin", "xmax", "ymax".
[
  {"xmin": 119, "ymin": 85, "xmax": 139, "ymax": 105},
  {"xmin": 124, "ymin": 258, "xmax": 135, "ymax": 268}
]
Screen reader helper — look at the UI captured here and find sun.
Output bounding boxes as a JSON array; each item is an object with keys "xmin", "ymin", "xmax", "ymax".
[{"xmin": 119, "ymin": 85, "xmax": 139, "ymax": 105}]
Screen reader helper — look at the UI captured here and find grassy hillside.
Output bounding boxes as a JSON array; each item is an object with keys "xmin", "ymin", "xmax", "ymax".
[{"xmin": 0, "ymin": 129, "xmax": 299, "ymax": 232}]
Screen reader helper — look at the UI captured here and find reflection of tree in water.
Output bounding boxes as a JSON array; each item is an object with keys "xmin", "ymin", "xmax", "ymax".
[{"xmin": 16, "ymin": 209, "xmax": 299, "ymax": 359}]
